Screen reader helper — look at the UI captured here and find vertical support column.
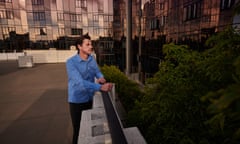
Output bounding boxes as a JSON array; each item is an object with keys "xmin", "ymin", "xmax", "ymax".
[
  {"xmin": 138, "ymin": 0, "xmax": 142, "ymax": 82},
  {"xmin": 126, "ymin": 0, "xmax": 132, "ymax": 76},
  {"xmin": 111, "ymin": 83, "xmax": 116, "ymax": 107}
]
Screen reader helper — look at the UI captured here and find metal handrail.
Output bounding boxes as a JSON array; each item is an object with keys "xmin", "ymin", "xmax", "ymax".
[{"xmin": 101, "ymin": 91, "xmax": 128, "ymax": 144}]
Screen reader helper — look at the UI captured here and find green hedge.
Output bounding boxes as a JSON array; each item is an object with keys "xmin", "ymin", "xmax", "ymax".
[{"xmin": 100, "ymin": 65, "xmax": 143, "ymax": 112}]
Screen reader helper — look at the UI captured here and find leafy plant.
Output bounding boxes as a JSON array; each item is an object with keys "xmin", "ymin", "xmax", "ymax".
[
  {"xmin": 101, "ymin": 26, "xmax": 240, "ymax": 144},
  {"xmin": 128, "ymin": 27, "xmax": 240, "ymax": 144},
  {"xmin": 128, "ymin": 43, "xmax": 209, "ymax": 144},
  {"xmin": 200, "ymin": 27, "xmax": 240, "ymax": 144},
  {"xmin": 100, "ymin": 65, "xmax": 143, "ymax": 112}
]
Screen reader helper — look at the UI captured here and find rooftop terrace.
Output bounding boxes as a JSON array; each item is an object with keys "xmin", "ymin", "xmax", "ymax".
[
  {"xmin": 0, "ymin": 60, "xmax": 146, "ymax": 144},
  {"xmin": 0, "ymin": 60, "xmax": 71, "ymax": 144}
]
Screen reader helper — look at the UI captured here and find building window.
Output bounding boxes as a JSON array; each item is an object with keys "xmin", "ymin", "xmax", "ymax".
[
  {"xmin": 160, "ymin": 3, "xmax": 164, "ymax": 10},
  {"xmin": 32, "ymin": 0, "xmax": 44, "ymax": 5},
  {"xmin": 104, "ymin": 29, "xmax": 109, "ymax": 36},
  {"xmin": 57, "ymin": 12, "xmax": 64, "ymax": 21},
  {"xmin": 76, "ymin": 14, "xmax": 82, "ymax": 22},
  {"xmin": 172, "ymin": 0, "xmax": 179, "ymax": 8},
  {"xmin": 211, "ymin": 15, "xmax": 217, "ymax": 22},
  {"xmin": 0, "ymin": 10, "xmax": 4, "ymax": 19},
  {"xmin": 70, "ymin": 14, "xmax": 82, "ymax": 22},
  {"xmin": 33, "ymin": 12, "xmax": 45, "ymax": 21},
  {"xmin": 2, "ymin": 27, "xmax": 15, "ymax": 38},
  {"xmin": 71, "ymin": 28, "xmax": 82, "ymax": 35},
  {"xmin": 93, "ymin": 14, "xmax": 99, "ymax": 22},
  {"xmin": 58, "ymin": 28, "xmax": 65, "ymax": 36},
  {"xmin": 0, "ymin": 10, "xmax": 14, "ymax": 19},
  {"xmin": 184, "ymin": 2, "xmax": 201, "ymax": 21},
  {"xmin": 93, "ymin": 28, "xmax": 99, "ymax": 35},
  {"xmin": 81, "ymin": 0, "xmax": 87, "ymax": 8},
  {"xmin": 220, "ymin": 0, "xmax": 234, "ymax": 10},
  {"xmin": 150, "ymin": 18, "xmax": 159, "ymax": 30},
  {"xmin": 98, "ymin": 0, "xmax": 103, "ymax": 12},
  {"xmin": 160, "ymin": 16, "xmax": 167, "ymax": 26},
  {"xmin": 6, "ymin": 10, "xmax": 13, "ymax": 19},
  {"xmin": 0, "ymin": 10, "xmax": 13, "ymax": 19},
  {"xmin": 30, "ymin": 27, "xmax": 46, "ymax": 35},
  {"xmin": 76, "ymin": 0, "xmax": 87, "ymax": 8},
  {"xmin": 76, "ymin": 0, "xmax": 81, "ymax": 7},
  {"xmin": 40, "ymin": 27, "xmax": 46, "ymax": 35},
  {"xmin": 104, "ymin": 15, "xmax": 108, "ymax": 22},
  {"xmin": 2, "ymin": 27, "xmax": 15, "ymax": 34},
  {"xmin": 70, "ymin": 14, "xmax": 77, "ymax": 21},
  {"xmin": 0, "ymin": 0, "xmax": 12, "ymax": 3},
  {"xmin": 202, "ymin": 15, "xmax": 211, "ymax": 22}
]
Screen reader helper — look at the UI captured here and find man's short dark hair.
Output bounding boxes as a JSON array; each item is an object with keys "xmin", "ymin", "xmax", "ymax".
[{"xmin": 76, "ymin": 33, "xmax": 91, "ymax": 53}]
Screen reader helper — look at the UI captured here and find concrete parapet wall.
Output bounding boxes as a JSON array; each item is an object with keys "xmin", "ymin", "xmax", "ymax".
[
  {"xmin": 124, "ymin": 127, "xmax": 147, "ymax": 144},
  {"xmin": 0, "ymin": 52, "xmax": 24, "ymax": 60},
  {"xmin": 24, "ymin": 50, "xmax": 77, "ymax": 63},
  {"xmin": 79, "ymin": 92, "xmax": 112, "ymax": 144},
  {"xmin": 0, "ymin": 50, "xmax": 77, "ymax": 63},
  {"xmin": 79, "ymin": 91, "xmax": 147, "ymax": 144}
]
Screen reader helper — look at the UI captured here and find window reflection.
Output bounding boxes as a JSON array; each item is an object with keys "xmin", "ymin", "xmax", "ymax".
[{"xmin": 0, "ymin": 0, "xmax": 113, "ymax": 44}]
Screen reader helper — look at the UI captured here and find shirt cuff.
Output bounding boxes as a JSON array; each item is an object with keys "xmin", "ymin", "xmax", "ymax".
[{"xmin": 95, "ymin": 83, "xmax": 102, "ymax": 91}]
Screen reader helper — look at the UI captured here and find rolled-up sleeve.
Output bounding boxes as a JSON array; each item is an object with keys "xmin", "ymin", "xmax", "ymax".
[{"xmin": 66, "ymin": 59, "xmax": 101, "ymax": 91}]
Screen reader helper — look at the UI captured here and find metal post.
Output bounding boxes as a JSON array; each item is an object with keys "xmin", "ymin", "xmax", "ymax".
[
  {"xmin": 138, "ymin": 0, "xmax": 142, "ymax": 82},
  {"xmin": 126, "ymin": 0, "xmax": 132, "ymax": 76},
  {"xmin": 108, "ymin": 83, "xmax": 116, "ymax": 107}
]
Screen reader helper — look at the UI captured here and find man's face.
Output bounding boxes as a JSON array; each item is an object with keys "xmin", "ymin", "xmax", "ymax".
[{"xmin": 79, "ymin": 39, "xmax": 93, "ymax": 55}]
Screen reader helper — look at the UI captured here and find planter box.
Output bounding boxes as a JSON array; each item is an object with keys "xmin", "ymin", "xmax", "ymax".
[{"xmin": 18, "ymin": 55, "xmax": 34, "ymax": 68}]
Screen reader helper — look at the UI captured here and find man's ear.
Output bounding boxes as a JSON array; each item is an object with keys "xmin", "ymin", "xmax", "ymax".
[{"xmin": 77, "ymin": 44, "xmax": 81, "ymax": 50}]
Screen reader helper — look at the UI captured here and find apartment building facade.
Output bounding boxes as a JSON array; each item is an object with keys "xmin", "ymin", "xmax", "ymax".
[
  {"xmin": 111, "ymin": 0, "xmax": 238, "ymax": 78},
  {"xmin": 112, "ymin": 0, "xmax": 237, "ymax": 41},
  {"xmin": 144, "ymin": 0, "xmax": 237, "ymax": 42},
  {"xmin": 112, "ymin": 0, "xmax": 142, "ymax": 40},
  {"xmin": 0, "ymin": 0, "xmax": 113, "ymax": 50}
]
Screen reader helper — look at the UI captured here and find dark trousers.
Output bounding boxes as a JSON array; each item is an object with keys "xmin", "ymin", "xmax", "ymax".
[{"xmin": 69, "ymin": 101, "xmax": 92, "ymax": 144}]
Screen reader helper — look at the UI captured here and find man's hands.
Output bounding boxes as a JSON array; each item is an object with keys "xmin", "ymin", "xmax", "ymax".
[
  {"xmin": 97, "ymin": 77, "xmax": 113, "ymax": 92},
  {"xmin": 96, "ymin": 77, "xmax": 106, "ymax": 84},
  {"xmin": 100, "ymin": 83, "xmax": 113, "ymax": 92}
]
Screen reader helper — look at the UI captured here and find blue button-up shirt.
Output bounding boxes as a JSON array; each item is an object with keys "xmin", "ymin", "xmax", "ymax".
[{"xmin": 66, "ymin": 54, "xmax": 103, "ymax": 103}]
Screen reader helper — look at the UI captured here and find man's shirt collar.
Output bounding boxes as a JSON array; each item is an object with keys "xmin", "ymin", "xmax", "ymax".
[{"xmin": 76, "ymin": 54, "xmax": 92, "ymax": 62}]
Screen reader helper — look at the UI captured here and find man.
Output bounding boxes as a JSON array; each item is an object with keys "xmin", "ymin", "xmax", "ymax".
[{"xmin": 66, "ymin": 33, "xmax": 112, "ymax": 144}]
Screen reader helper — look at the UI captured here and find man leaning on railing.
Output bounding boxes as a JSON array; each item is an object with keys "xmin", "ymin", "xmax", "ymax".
[{"xmin": 66, "ymin": 33, "xmax": 113, "ymax": 144}]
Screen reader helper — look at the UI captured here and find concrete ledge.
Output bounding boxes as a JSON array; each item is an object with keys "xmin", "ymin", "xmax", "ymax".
[
  {"xmin": 24, "ymin": 50, "xmax": 76, "ymax": 63},
  {"xmin": 78, "ymin": 92, "xmax": 112, "ymax": 144},
  {"xmin": 78, "ymin": 134, "xmax": 112, "ymax": 144},
  {"xmin": 93, "ymin": 92, "xmax": 104, "ymax": 109},
  {"xmin": 124, "ymin": 127, "xmax": 147, "ymax": 144},
  {"xmin": 79, "ymin": 108, "xmax": 110, "ymax": 139},
  {"xmin": 79, "ymin": 91, "xmax": 146, "ymax": 144}
]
